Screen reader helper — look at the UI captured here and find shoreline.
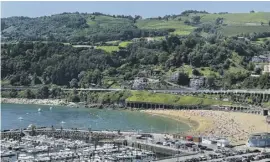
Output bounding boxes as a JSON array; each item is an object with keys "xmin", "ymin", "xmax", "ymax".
[
  {"xmin": 1, "ymin": 98, "xmax": 68, "ymax": 106},
  {"xmin": 1, "ymin": 98, "xmax": 123, "ymax": 109},
  {"xmin": 142, "ymin": 110, "xmax": 213, "ymax": 135}
]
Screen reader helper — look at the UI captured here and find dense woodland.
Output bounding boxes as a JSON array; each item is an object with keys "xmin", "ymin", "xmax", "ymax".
[
  {"xmin": 1, "ymin": 34, "xmax": 270, "ymax": 90},
  {"xmin": 1, "ymin": 12, "xmax": 172, "ymax": 43},
  {"xmin": 1, "ymin": 11, "xmax": 270, "ymax": 93}
]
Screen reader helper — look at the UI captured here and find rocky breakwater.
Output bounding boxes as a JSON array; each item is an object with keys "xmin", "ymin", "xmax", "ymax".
[{"xmin": 1, "ymin": 98, "xmax": 67, "ymax": 106}]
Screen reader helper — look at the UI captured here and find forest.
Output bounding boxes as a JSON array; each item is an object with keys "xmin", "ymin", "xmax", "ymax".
[
  {"xmin": 1, "ymin": 33, "xmax": 270, "ymax": 90},
  {"xmin": 1, "ymin": 11, "xmax": 270, "ymax": 91}
]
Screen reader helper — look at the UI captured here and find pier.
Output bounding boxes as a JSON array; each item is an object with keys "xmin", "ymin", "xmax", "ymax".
[{"xmin": 125, "ymin": 101, "xmax": 269, "ymax": 116}]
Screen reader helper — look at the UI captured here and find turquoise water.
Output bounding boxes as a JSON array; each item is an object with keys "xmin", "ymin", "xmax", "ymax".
[{"xmin": 1, "ymin": 103, "xmax": 190, "ymax": 133}]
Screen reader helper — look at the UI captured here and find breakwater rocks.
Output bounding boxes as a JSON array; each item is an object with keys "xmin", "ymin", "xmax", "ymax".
[
  {"xmin": 1, "ymin": 98, "xmax": 67, "ymax": 106},
  {"xmin": 1, "ymin": 128, "xmax": 123, "ymax": 141}
]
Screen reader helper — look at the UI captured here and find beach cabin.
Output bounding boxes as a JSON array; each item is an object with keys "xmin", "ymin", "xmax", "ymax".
[{"xmin": 217, "ymin": 139, "xmax": 230, "ymax": 147}]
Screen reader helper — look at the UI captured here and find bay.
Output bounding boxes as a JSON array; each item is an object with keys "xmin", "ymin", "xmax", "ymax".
[{"xmin": 1, "ymin": 103, "xmax": 190, "ymax": 133}]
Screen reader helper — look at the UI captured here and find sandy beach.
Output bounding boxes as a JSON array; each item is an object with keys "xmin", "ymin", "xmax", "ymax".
[
  {"xmin": 1, "ymin": 98, "xmax": 67, "ymax": 106},
  {"xmin": 143, "ymin": 109, "xmax": 269, "ymax": 144}
]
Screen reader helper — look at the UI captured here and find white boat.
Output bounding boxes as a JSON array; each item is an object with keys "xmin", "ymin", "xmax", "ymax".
[
  {"xmin": 38, "ymin": 108, "xmax": 41, "ymax": 112},
  {"xmin": 18, "ymin": 117, "xmax": 23, "ymax": 120},
  {"xmin": 50, "ymin": 107, "xmax": 53, "ymax": 110}
]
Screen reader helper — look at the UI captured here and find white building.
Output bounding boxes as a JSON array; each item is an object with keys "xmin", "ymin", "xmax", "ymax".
[
  {"xmin": 217, "ymin": 139, "xmax": 230, "ymax": 147},
  {"xmin": 132, "ymin": 77, "xmax": 148, "ymax": 90},
  {"xmin": 263, "ymin": 63, "xmax": 270, "ymax": 74}
]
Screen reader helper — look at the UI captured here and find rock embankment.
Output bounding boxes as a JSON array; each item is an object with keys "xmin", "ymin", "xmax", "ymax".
[{"xmin": 1, "ymin": 98, "xmax": 67, "ymax": 106}]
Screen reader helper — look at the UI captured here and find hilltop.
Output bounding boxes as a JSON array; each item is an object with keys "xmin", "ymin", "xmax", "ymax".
[{"xmin": 2, "ymin": 11, "xmax": 270, "ymax": 43}]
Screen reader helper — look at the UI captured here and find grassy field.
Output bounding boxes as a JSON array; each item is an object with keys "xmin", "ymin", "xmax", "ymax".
[
  {"xmin": 87, "ymin": 15, "xmax": 132, "ymax": 27},
  {"xmin": 96, "ymin": 41, "xmax": 132, "ymax": 53},
  {"xmin": 255, "ymin": 37, "xmax": 270, "ymax": 44},
  {"xmin": 136, "ymin": 19, "xmax": 195, "ymax": 36},
  {"xmin": 177, "ymin": 65, "xmax": 219, "ymax": 77},
  {"xmin": 96, "ymin": 46, "xmax": 119, "ymax": 53},
  {"xmin": 262, "ymin": 102, "xmax": 270, "ymax": 108},
  {"xmin": 127, "ymin": 91, "xmax": 232, "ymax": 106},
  {"xmin": 119, "ymin": 41, "xmax": 132, "ymax": 47},
  {"xmin": 199, "ymin": 12, "xmax": 270, "ymax": 25},
  {"xmin": 221, "ymin": 26, "xmax": 270, "ymax": 36},
  {"xmin": 199, "ymin": 67, "xmax": 219, "ymax": 77}
]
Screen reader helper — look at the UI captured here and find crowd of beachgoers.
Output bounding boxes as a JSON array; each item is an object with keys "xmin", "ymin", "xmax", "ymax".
[{"xmin": 144, "ymin": 110, "xmax": 269, "ymax": 145}]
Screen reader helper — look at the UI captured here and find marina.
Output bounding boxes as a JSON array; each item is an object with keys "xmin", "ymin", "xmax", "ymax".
[
  {"xmin": 1, "ymin": 127, "xmax": 270, "ymax": 162},
  {"xmin": 1, "ymin": 128, "xmax": 163, "ymax": 162}
]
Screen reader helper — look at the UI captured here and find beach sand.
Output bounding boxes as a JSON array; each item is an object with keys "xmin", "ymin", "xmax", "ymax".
[{"xmin": 143, "ymin": 109, "xmax": 269, "ymax": 145}]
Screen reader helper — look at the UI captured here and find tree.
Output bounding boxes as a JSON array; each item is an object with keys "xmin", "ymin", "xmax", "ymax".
[
  {"xmin": 184, "ymin": 19, "xmax": 191, "ymax": 25},
  {"xmin": 223, "ymin": 59, "xmax": 231, "ymax": 69},
  {"xmin": 215, "ymin": 17, "xmax": 223, "ymax": 25},
  {"xmin": 19, "ymin": 73, "xmax": 31, "ymax": 86},
  {"xmin": 10, "ymin": 75, "xmax": 20, "ymax": 86},
  {"xmin": 247, "ymin": 62, "xmax": 255, "ymax": 71},
  {"xmin": 269, "ymin": 20, "xmax": 270, "ymax": 26},
  {"xmin": 192, "ymin": 69, "xmax": 201, "ymax": 76},
  {"xmin": 258, "ymin": 74, "xmax": 270, "ymax": 89},
  {"xmin": 191, "ymin": 16, "xmax": 201, "ymax": 24},
  {"xmin": 32, "ymin": 73, "xmax": 42, "ymax": 85},
  {"xmin": 250, "ymin": 10, "xmax": 255, "ymax": 13},
  {"xmin": 50, "ymin": 87, "xmax": 62, "ymax": 98},
  {"xmin": 206, "ymin": 76, "xmax": 215, "ymax": 89},
  {"xmin": 37, "ymin": 86, "xmax": 49, "ymax": 99},
  {"xmin": 69, "ymin": 95, "xmax": 80, "ymax": 102},
  {"xmin": 69, "ymin": 78, "xmax": 78, "ymax": 88},
  {"xmin": 255, "ymin": 67, "xmax": 262, "ymax": 75},
  {"xmin": 9, "ymin": 89, "xmax": 18, "ymax": 98},
  {"xmin": 177, "ymin": 72, "xmax": 190, "ymax": 86},
  {"xmin": 24, "ymin": 89, "xmax": 36, "ymax": 99}
]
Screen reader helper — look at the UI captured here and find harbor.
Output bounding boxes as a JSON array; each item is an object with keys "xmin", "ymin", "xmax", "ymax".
[
  {"xmin": 1, "ymin": 128, "xmax": 158, "ymax": 162},
  {"xmin": 1, "ymin": 127, "xmax": 270, "ymax": 162}
]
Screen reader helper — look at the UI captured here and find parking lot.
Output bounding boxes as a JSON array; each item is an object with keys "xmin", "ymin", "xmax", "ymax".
[{"xmin": 127, "ymin": 134, "xmax": 270, "ymax": 162}]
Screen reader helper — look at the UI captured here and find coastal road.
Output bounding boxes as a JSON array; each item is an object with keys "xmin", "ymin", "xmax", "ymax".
[{"xmin": 2, "ymin": 86, "xmax": 270, "ymax": 95}]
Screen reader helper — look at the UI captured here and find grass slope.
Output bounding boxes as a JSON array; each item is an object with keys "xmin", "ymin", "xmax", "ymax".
[
  {"xmin": 127, "ymin": 91, "xmax": 232, "ymax": 106},
  {"xmin": 96, "ymin": 46, "xmax": 119, "ymax": 53},
  {"xmin": 200, "ymin": 12, "xmax": 270, "ymax": 25},
  {"xmin": 136, "ymin": 19, "xmax": 195, "ymax": 35},
  {"xmin": 221, "ymin": 26, "xmax": 270, "ymax": 36}
]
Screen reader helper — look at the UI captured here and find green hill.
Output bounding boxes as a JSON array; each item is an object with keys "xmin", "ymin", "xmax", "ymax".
[
  {"xmin": 1, "ymin": 13, "xmax": 171, "ymax": 43},
  {"xmin": 2, "ymin": 12, "xmax": 270, "ymax": 43}
]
